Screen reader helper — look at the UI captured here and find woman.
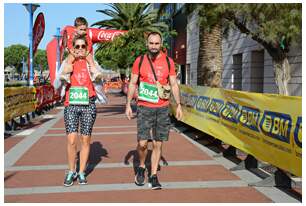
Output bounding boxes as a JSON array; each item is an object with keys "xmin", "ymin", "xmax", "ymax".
[{"xmin": 62, "ymin": 34, "xmax": 97, "ymax": 186}]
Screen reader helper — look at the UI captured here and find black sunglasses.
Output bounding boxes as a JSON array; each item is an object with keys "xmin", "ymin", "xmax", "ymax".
[{"xmin": 74, "ymin": 44, "xmax": 86, "ymax": 49}]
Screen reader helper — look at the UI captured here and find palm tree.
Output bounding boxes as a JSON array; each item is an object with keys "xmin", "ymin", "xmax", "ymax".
[
  {"xmin": 92, "ymin": 3, "xmax": 168, "ymax": 38},
  {"xmin": 156, "ymin": 4, "xmax": 224, "ymax": 87},
  {"xmin": 92, "ymin": 3, "xmax": 172, "ymax": 72},
  {"xmin": 183, "ymin": 4, "xmax": 224, "ymax": 87}
]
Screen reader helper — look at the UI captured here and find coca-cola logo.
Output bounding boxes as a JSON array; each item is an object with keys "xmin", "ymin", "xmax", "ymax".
[{"xmin": 97, "ymin": 31, "xmax": 124, "ymax": 41}]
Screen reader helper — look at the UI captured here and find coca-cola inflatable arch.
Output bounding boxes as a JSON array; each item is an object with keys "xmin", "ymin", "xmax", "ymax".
[{"xmin": 46, "ymin": 26, "xmax": 127, "ymax": 85}]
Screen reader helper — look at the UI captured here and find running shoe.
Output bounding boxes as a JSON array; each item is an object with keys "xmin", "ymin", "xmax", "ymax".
[
  {"xmin": 135, "ymin": 166, "xmax": 146, "ymax": 186},
  {"xmin": 63, "ymin": 171, "xmax": 77, "ymax": 187},
  {"xmin": 148, "ymin": 174, "xmax": 162, "ymax": 190},
  {"xmin": 78, "ymin": 172, "xmax": 88, "ymax": 185}
]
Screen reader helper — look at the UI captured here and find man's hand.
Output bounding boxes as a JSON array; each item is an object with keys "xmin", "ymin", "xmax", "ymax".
[
  {"xmin": 125, "ymin": 104, "xmax": 133, "ymax": 120},
  {"xmin": 175, "ymin": 104, "xmax": 183, "ymax": 121}
]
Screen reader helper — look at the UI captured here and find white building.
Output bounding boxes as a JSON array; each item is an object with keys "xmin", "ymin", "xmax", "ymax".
[{"xmin": 4, "ymin": 66, "xmax": 16, "ymax": 81}]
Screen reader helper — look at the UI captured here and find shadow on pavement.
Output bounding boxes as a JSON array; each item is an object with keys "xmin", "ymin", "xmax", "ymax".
[
  {"xmin": 75, "ymin": 141, "xmax": 109, "ymax": 177},
  {"xmin": 276, "ymin": 187, "xmax": 302, "ymax": 202},
  {"xmin": 5, "ymin": 118, "xmax": 55, "ymax": 139},
  {"xmin": 4, "ymin": 172, "xmax": 17, "ymax": 182},
  {"xmin": 124, "ymin": 148, "xmax": 168, "ymax": 177}
]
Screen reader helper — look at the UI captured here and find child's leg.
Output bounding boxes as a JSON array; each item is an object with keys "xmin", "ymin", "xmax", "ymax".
[
  {"xmin": 86, "ymin": 53, "xmax": 96, "ymax": 71},
  {"xmin": 66, "ymin": 52, "xmax": 75, "ymax": 65},
  {"xmin": 60, "ymin": 53, "xmax": 75, "ymax": 83},
  {"xmin": 86, "ymin": 53, "xmax": 102, "ymax": 82}
]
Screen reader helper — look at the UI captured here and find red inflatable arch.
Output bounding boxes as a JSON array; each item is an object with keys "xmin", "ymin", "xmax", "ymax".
[{"xmin": 46, "ymin": 25, "xmax": 127, "ymax": 86}]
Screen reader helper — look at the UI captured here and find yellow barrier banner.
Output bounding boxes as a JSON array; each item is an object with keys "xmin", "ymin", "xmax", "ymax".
[
  {"xmin": 4, "ymin": 87, "xmax": 37, "ymax": 122},
  {"xmin": 170, "ymin": 85, "xmax": 302, "ymax": 177}
]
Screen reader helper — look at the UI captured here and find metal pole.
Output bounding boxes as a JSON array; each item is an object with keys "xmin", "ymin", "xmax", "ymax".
[
  {"xmin": 55, "ymin": 27, "xmax": 61, "ymax": 77},
  {"xmin": 22, "ymin": 57, "xmax": 26, "ymax": 80},
  {"xmin": 28, "ymin": 4, "xmax": 34, "ymax": 86},
  {"xmin": 23, "ymin": 3, "xmax": 40, "ymax": 86}
]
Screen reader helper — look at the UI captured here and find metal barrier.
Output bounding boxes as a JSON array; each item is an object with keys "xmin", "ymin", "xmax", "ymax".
[{"xmin": 4, "ymin": 85, "xmax": 60, "ymax": 131}]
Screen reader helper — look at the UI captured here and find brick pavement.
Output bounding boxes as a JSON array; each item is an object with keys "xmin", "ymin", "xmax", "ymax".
[{"xmin": 4, "ymin": 94, "xmax": 300, "ymax": 203}]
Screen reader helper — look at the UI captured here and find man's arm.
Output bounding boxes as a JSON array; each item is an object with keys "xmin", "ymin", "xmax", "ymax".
[
  {"xmin": 169, "ymin": 75, "xmax": 183, "ymax": 121},
  {"xmin": 169, "ymin": 75, "xmax": 181, "ymax": 105},
  {"xmin": 125, "ymin": 73, "xmax": 139, "ymax": 120}
]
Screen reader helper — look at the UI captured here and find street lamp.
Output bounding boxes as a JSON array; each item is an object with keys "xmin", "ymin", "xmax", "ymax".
[
  {"xmin": 23, "ymin": 3, "xmax": 40, "ymax": 86},
  {"xmin": 54, "ymin": 27, "xmax": 62, "ymax": 78}
]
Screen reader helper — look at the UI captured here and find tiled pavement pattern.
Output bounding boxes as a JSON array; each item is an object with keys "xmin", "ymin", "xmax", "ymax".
[{"xmin": 4, "ymin": 94, "xmax": 301, "ymax": 203}]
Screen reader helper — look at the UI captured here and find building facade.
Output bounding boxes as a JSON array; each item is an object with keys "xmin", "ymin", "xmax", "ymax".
[{"xmin": 183, "ymin": 11, "xmax": 302, "ymax": 96}]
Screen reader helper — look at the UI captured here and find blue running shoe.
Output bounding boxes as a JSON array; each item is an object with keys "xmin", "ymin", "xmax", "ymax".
[
  {"xmin": 78, "ymin": 172, "xmax": 88, "ymax": 185},
  {"xmin": 63, "ymin": 171, "xmax": 77, "ymax": 187}
]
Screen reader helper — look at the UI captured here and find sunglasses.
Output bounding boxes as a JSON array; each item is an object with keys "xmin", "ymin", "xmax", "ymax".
[{"xmin": 74, "ymin": 44, "xmax": 86, "ymax": 49}]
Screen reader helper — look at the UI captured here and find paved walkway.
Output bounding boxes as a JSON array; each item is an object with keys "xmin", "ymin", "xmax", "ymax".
[{"xmin": 4, "ymin": 94, "xmax": 301, "ymax": 203}]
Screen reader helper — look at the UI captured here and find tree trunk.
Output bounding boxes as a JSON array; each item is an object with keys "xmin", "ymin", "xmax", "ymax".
[
  {"xmin": 197, "ymin": 23, "xmax": 223, "ymax": 87},
  {"xmin": 273, "ymin": 58, "xmax": 291, "ymax": 96}
]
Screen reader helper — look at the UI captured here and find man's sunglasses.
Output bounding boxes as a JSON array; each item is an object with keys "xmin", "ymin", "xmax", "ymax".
[{"xmin": 74, "ymin": 44, "xmax": 86, "ymax": 49}]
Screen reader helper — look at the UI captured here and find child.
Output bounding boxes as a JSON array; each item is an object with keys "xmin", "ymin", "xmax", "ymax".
[{"xmin": 60, "ymin": 17, "xmax": 102, "ymax": 83}]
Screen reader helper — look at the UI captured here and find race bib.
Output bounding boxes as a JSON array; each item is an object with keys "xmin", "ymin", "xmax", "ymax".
[
  {"xmin": 138, "ymin": 81, "xmax": 159, "ymax": 103},
  {"xmin": 69, "ymin": 86, "xmax": 89, "ymax": 105}
]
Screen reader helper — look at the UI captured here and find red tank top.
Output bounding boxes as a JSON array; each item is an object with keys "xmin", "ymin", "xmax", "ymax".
[{"xmin": 64, "ymin": 59, "xmax": 96, "ymax": 106}]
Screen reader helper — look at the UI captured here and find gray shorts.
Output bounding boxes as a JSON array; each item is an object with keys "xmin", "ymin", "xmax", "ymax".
[{"xmin": 137, "ymin": 106, "xmax": 171, "ymax": 141}]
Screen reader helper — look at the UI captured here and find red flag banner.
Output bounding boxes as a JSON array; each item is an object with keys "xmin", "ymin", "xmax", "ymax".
[
  {"xmin": 33, "ymin": 12, "xmax": 45, "ymax": 55},
  {"xmin": 27, "ymin": 12, "xmax": 45, "ymax": 72}
]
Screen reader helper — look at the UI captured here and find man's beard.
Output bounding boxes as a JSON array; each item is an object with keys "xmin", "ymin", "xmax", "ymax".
[{"xmin": 148, "ymin": 49, "xmax": 160, "ymax": 58}]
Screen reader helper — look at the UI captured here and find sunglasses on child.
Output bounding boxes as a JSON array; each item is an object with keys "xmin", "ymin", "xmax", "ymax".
[{"xmin": 74, "ymin": 44, "xmax": 86, "ymax": 49}]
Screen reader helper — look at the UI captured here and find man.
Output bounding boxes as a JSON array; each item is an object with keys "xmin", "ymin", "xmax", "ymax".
[{"xmin": 125, "ymin": 32, "xmax": 183, "ymax": 190}]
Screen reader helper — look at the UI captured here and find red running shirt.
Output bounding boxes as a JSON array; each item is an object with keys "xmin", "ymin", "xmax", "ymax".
[
  {"xmin": 132, "ymin": 52, "xmax": 176, "ymax": 108},
  {"xmin": 64, "ymin": 59, "xmax": 96, "ymax": 106}
]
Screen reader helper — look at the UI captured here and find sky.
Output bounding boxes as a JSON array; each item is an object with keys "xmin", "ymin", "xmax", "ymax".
[
  {"xmin": 4, "ymin": 3, "xmax": 111, "ymax": 50},
  {"xmin": 4, "ymin": 1, "xmax": 292, "ymax": 50}
]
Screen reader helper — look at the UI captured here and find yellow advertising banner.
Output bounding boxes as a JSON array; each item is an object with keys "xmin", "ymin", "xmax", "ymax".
[
  {"xmin": 4, "ymin": 87, "xmax": 37, "ymax": 122},
  {"xmin": 170, "ymin": 85, "xmax": 302, "ymax": 177}
]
